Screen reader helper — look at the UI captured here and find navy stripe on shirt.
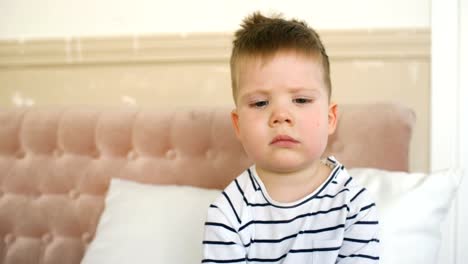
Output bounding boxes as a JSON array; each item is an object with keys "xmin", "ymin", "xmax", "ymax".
[
  {"xmin": 223, "ymin": 191, "xmax": 241, "ymax": 224},
  {"xmin": 338, "ymin": 254, "xmax": 379, "ymax": 260},
  {"xmin": 355, "ymin": 220, "xmax": 379, "ymax": 225},
  {"xmin": 350, "ymin": 188, "xmax": 366, "ymax": 202},
  {"xmin": 203, "ymin": 240, "xmax": 237, "ymax": 245},
  {"xmin": 205, "ymin": 222, "xmax": 237, "ymax": 233},
  {"xmin": 316, "ymin": 188, "xmax": 350, "ymax": 199},
  {"xmin": 248, "ymin": 246, "xmax": 341, "ymax": 262},
  {"xmin": 202, "ymin": 257, "xmax": 247, "ymax": 263},
  {"xmin": 251, "ymin": 224, "xmax": 345, "ymax": 244},
  {"xmin": 247, "ymin": 169, "xmax": 260, "ymax": 191},
  {"xmin": 203, "ymin": 223, "xmax": 346, "ymax": 248},
  {"xmin": 239, "ymin": 204, "xmax": 349, "ymax": 231},
  {"xmin": 235, "ymin": 179, "xmax": 270, "ymax": 207},
  {"xmin": 344, "ymin": 237, "xmax": 380, "ymax": 243},
  {"xmin": 346, "ymin": 203, "xmax": 376, "ymax": 220},
  {"xmin": 344, "ymin": 177, "xmax": 353, "ymax": 187}
]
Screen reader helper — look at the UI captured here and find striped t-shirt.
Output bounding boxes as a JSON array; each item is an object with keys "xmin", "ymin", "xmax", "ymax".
[{"xmin": 202, "ymin": 157, "xmax": 379, "ymax": 263}]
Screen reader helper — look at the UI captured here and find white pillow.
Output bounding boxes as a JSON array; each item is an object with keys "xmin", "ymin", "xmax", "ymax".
[
  {"xmin": 348, "ymin": 168, "xmax": 463, "ymax": 264},
  {"xmin": 82, "ymin": 169, "xmax": 463, "ymax": 264},
  {"xmin": 81, "ymin": 179, "xmax": 220, "ymax": 264}
]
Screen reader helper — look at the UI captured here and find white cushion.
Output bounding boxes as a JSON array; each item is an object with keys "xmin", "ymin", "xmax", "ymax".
[
  {"xmin": 348, "ymin": 168, "xmax": 463, "ymax": 264},
  {"xmin": 82, "ymin": 168, "xmax": 463, "ymax": 264},
  {"xmin": 81, "ymin": 179, "xmax": 220, "ymax": 264}
]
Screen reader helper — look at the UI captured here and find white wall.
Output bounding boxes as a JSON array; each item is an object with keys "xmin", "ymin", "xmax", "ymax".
[
  {"xmin": 432, "ymin": 0, "xmax": 467, "ymax": 264},
  {"xmin": 0, "ymin": 0, "xmax": 429, "ymax": 40}
]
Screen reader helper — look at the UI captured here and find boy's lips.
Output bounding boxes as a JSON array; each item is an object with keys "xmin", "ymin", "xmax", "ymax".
[{"xmin": 270, "ymin": 135, "xmax": 300, "ymax": 146}]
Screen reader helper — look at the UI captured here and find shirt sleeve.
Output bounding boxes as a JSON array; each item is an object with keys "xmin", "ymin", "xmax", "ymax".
[
  {"xmin": 202, "ymin": 204, "xmax": 247, "ymax": 263},
  {"xmin": 337, "ymin": 188, "xmax": 380, "ymax": 263}
]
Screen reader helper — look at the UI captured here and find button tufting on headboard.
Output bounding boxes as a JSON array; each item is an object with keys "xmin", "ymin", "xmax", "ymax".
[
  {"xmin": 0, "ymin": 104, "xmax": 415, "ymax": 264},
  {"xmin": 165, "ymin": 149, "xmax": 177, "ymax": 160}
]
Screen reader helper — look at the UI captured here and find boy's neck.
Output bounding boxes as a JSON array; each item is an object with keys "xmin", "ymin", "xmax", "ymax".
[{"xmin": 255, "ymin": 159, "xmax": 332, "ymax": 203}]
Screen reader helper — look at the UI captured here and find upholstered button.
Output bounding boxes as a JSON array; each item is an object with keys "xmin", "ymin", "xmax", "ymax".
[
  {"xmin": 127, "ymin": 150, "xmax": 137, "ymax": 160},
  {"xmin": 4, "ymin": 234, "xmax": 15, "ymax": 245},
  {"xmin": 68, "ymin": 189, "xmax": 80, "ymax": 199},
  {"xmin": 54, "ymin": 149, "xmax": 63, "ymax": 158},
  {"xmin": 15, "ymin": 150, "xmax": 25, "ymax": 159},
  {"xmin": 205, "ymin": 150, "xmax": 214, "ymax": 160},
  {"xmin": 189, "ymin": 111, "xmax": 198, "ymax": 120},
  {"xmin": 41, "ymin": 233, "xmax": 53, "ymax": 244},
  {"xmin": 165, "ymin": 149, "xmax": 177, "ymax": 160},
  {"xmin": 33, "ymin": 192, "xmax": 42, "ymax": 200},
  {"xmin": 92, "ymin": 150, "xmax": 100, "ymax": 159},
  {"xmin": 82, "ymin": 232, "xmax": 92, "ymax": 244}
]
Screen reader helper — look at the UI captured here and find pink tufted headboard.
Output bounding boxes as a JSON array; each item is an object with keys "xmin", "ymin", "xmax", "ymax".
[{"xmin": 0, "ymin": 103, "xmax": 415, "ymax": 264}]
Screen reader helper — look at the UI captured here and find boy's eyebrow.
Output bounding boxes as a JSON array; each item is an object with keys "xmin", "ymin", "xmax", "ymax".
[
  {"xmin": 283, "ymin": 87, "xmax": 323, "ymax": 96},
  {"xmin": 238, "ymin": 90, "xmax": 269, "ymax": 101},
  {"xmin": 288, "ymin": 87, "xmax": 320, "ymax": 94}
]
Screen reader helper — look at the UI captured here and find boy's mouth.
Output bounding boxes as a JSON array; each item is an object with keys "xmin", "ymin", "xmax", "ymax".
[{"xmin": 270, "ymin": 135, "xmax": 300, "ymax": 147}]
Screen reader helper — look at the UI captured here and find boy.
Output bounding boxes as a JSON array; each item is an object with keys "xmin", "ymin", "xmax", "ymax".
[{"xmin": 202, "ymin": 12, "xmax": 379, "ymax": 263}]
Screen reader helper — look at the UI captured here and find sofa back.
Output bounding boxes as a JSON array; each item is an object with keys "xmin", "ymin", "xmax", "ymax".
[{"xmin": 0, "ymin": 103, "xmax": 414, "ymax": 264}]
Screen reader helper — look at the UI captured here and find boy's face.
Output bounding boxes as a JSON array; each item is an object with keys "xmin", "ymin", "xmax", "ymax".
[{"xmin": 231, "ymin": 51, "xmax": 337, "ymax": 173}]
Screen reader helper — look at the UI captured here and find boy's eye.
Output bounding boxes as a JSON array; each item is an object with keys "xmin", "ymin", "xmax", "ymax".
[
  {"xmin": 293, "ymin": 98, "xmax": 312, "ymax": 104},
  {"xmin": 250, "ymin": 100, "xmax": 269, "ymax": 108}
]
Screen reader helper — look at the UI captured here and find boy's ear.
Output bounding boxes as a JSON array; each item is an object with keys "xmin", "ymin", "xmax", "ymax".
[
  {"xmin": 328, "ymin": 103, "xmax": 338, "ymax": 135},
  {"xmin": 231, "ymin": 110, "xmax": 241, "ymax": 140}
]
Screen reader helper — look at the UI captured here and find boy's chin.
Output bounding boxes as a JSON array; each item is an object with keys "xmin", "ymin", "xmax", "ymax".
[{"xmin": 257, "ymin": 160, "xmax": 319, "ymax": 174}]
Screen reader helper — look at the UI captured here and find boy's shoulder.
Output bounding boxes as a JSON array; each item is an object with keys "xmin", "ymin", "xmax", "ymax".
[
  {"xmin": 210, "ymin": 167, "xmax": 257, "ymax": 207},
  {"xmin": 323, "ymin": 157, "xmax": 376, "ymax": 206},
  {"xmin": 335, "ymin": 166, "xmax": 378, "ymax": 216}
]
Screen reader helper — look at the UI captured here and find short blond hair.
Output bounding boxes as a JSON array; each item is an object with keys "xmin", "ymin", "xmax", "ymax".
[{"xmin": 230, "ymin": 12, "xmax": 331, "ymax": 102}]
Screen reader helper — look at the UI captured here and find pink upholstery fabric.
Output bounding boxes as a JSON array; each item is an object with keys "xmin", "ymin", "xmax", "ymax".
[
  {"xmin": 0, "ymin": 103, "xmax": 414, "ymax": 264},
  {"xmin": 324, "ymin": 103, "xmax": 416, "ymax": 171}
]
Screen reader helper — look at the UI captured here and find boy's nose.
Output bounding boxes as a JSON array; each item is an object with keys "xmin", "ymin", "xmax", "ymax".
[{"xmin": 269, "ymin": 109, "xmax": 293, "ymax": 127}]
